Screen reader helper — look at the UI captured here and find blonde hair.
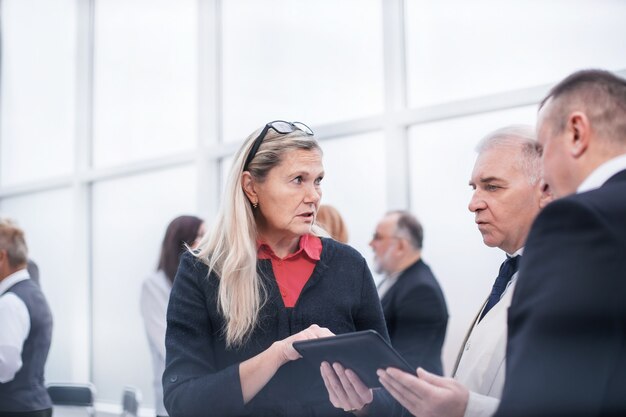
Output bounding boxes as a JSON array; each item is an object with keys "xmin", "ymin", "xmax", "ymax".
[
  {"xmin": 196, "ymin": 125, "xmax": 325, "ymax": 348},
  {"xmin": 315, "ymin": 205, "xmax": 348, "ymax": 243}
]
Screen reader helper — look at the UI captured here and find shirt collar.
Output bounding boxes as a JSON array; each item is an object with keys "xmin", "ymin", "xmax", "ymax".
[
  {"xmin": 257, "ymin": 234, "xmax": 322, "ymax": 261},
  {"xmin": 0, "ymin": 268, "xmax": 30, "ymax": 296},
  {"xmin": 577, "ymin": 153, "xmax": 626, "ymax": 194},
  {"xmin": 506, "ymin": 247, "xmax": 524, "ymax": 258}
]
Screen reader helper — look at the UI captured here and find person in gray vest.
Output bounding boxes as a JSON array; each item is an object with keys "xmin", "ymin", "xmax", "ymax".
[
  {"xmin": 0, "ymin": 218, "xmax": 53, "ymax": 417},
  {"xmin": 26, "ymin": 259, "xmax": 40, "ymax": 287}
]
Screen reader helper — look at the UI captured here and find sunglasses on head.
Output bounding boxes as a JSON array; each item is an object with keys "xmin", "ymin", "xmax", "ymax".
[{"xmin": 243, "ymin": 120, "xmax": 314, "ymax": 171}]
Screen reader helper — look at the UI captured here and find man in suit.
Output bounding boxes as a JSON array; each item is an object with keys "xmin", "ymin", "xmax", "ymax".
[
  {"xmin": 0, "ymin": 218, "xmax": 53, "ymax": 417},
  {"xmin": 372, "ymin": 126, "xmax": 551, "ymax": 417},
  {"xmin": 371, "ymin": 210, "xmax": 448, "ymax": 375},
  {"xmin": 495, "ymin": 70, "xmax": 626, "ymax": 417}
]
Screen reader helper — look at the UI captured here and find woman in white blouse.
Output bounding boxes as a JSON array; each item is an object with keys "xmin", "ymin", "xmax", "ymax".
[{"xmin": 140, "ymin": 215, "xmax": 205, "ymax": 417}]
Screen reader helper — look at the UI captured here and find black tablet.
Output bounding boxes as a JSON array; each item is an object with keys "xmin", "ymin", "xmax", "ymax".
[{"xmin": 292, "ymin": 330, "xmax": 414, "ymax": 388}]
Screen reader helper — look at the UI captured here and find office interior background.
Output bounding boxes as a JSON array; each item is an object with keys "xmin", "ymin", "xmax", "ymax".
[{"xmin": 1, "ymin": 0, "xmax": 625, "ymax": 413}]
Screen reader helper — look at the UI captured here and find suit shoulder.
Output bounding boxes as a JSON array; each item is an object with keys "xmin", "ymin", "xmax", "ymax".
[
  {"xmin": 535, "ymin": 191, "xmax": 625, "ymax": 242},
  {"xmin": 402, "ymin": 260, "xmax": 438, "ymax": 286}
]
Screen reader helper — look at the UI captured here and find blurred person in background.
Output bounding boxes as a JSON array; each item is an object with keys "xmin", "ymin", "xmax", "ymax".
[
  {"xmin": 26, "ymin": 260, "xmax": 39, "ymax": 287},
  {"xmin": 371, "ymin": 210, "xmax": 448, "ymax": 375},
  {"xmin": 315, "ymin": 204, "xmax": 348, "ymax": 243},
  {"xmin": 140, "ymin": 215, "xmax": 205, "ymax": 417},
  {"xmin": 0, "ymin": 218, "xmax": 53, "ymax": 417},
  {"xmin": 162, "ymin": 120, "xmax": 388, "ymax": 416}
]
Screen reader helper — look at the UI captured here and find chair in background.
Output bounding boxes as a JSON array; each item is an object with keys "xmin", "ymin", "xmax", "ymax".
[
  {"xmin": 121, "ymin": 386, "xmax": 141, "ymax": 417},
  {"xmin": 47, "ymin": 382, "xmax": 96, "ymax": 417}
]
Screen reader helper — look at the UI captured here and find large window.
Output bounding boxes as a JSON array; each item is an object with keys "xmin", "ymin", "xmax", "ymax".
[
  {"xmin": 91, "ymin": 167, "xmax": 197, "ymax": 404},
  {"xmin": 221, "ymin": 0, "xmax": 384, "ymax": 142},
  {"xmin": 405, "ymin": 0, "xmax": 626, "ymax": 107},
  {"xmin": 0, "ymin": 0, "xmax": 76, "ymax": 186},
  {"xmin": 92, "ymin": 0, "xmax": 198, "ymax": 168},
  {"xmin": 318, "ymin": 132, "xmax": 387, "ymax": 271}
]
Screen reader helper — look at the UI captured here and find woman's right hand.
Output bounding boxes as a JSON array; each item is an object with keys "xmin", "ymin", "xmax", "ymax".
[
  {"xmin": 274, "ymin": 324, "xmax": 334, "ymax": 365},
  {"xmin": 321, "ymin": 362, "xmax": 373, "ymax": 414},
  {"xmin": 240, "ymin": 324, "xmax": 334, "ymax": 403}
]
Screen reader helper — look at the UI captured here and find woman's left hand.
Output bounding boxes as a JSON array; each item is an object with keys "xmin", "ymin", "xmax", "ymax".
[{"xmin": 320, "ymin": 361, "xmax": 373, "ymax": 414}]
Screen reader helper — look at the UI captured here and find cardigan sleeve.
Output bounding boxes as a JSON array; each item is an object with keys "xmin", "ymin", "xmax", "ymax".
[{"xmin": 162, "ymin": 252, "xmax": 245, "ymax": 417}]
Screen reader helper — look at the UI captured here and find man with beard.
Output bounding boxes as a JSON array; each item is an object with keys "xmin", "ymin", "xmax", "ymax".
[{"xmin": 370, "ymin": 210, "xmax": 448, "ymax": 375}]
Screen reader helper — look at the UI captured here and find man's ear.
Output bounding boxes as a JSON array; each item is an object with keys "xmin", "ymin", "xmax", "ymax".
[
  {"xmin": 567, "ymin": 111, "xmax": 590, "ymax": 159},
  {"xmin": 241, "ymin": 171, "xmax": 258, "ymax": 204},
  {"xmin": 538, "ymin": 180, "xmax": 554, "ymax": 209},
  {"xmin": 394, "ymin": 237, "xmax": 408, "ymax": 254}
]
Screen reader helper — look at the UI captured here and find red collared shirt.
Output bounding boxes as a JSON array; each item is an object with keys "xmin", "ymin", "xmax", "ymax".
[{"xmin": 257, "ymin": 234, "xmax": 322, "ymax": 308}]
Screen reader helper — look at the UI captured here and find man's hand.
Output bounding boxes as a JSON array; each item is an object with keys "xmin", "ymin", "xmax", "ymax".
[{"xmin": 377, "ymin": 367, "xmax": 469, "ymax": 417}]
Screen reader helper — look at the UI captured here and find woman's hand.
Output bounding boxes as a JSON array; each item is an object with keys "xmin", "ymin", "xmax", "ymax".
[
  {"xmin": 240, "ymin": 324, "xmax": 333, "ymax": 403},
  {"xmin": 320, "ymin": 361, "xmax": 373, "ymax": 414},
  {"xmin": 274, "ymin": 324, "xmax": 335, "ymax": 365}
]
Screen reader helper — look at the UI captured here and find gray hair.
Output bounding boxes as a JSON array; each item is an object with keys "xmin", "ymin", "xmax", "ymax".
[
  {"xmin": 0, "ymin": 217, "xmax": 28, "ymax": 267},
  {"xmin": 387, "ymin": 210, "xmax": 423, "ymax": 250},
  {"xmin": 476, "ymin": 125, "xmax": 542, "ymax": 185}
]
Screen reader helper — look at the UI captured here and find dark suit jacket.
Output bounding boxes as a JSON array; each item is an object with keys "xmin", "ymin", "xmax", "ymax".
[
  {"xmin": 381, "ymin": 259, "xmax": 448, "ymax": 375},
  {"xmin": 495, "ymin": 169, "xmax": 626, "ymax": 417}
]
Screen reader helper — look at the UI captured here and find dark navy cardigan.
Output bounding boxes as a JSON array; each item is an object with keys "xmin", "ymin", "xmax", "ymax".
[{"xmin": 163, "ymin": 238, "xmax": 389, "ymax": 417}]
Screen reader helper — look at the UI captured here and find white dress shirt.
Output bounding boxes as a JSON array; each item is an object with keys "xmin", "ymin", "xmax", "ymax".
[
  {"xmin": 456, "ymin": 248, "xmax": 523, "ymax": 417},
  {"xmin": 376, "ymin": 271, "xmax": 401, "ymax": 299},
  {"xmin": 0, "ymin": 269, "xmax": 31, "ymax": 383},
  {"xmin": 577, "ymin": 153, "xmax": 626, "ymax": 193},
  {"xmin": 140, "ymin": 269, "xmax": 171, "ymax": 416}
]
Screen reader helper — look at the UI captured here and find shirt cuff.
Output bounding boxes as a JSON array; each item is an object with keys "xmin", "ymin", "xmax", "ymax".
[{"xmin": 463, "ymin": 391, "xmax": 500, "ymax": 417}]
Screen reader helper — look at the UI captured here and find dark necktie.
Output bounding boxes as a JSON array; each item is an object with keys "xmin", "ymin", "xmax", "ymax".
[{"xmin": 479, "ymin": 255, "xmax": 520, "ymax": 322}]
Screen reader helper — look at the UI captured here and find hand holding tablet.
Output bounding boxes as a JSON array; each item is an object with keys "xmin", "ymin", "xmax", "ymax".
[{"xmin": 293, "ymin": 329, "xmax": 414, "ymax": 388}]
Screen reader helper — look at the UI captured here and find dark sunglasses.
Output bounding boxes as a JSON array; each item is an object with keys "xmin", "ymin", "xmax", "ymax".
[{"xmin": 243, "ymin": 120, "xmax": 314, "ymax": 171}]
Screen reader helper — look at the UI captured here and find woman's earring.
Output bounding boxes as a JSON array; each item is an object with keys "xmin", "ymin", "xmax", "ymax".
[{"xmin": 253, "ymin": 201, "xmax": 258, "ymax": 209}]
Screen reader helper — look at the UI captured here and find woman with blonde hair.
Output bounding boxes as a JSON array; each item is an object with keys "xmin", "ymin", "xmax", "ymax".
[{"xmin": 163, "ymin": 121, "xmax": 388, "ymax": 416}]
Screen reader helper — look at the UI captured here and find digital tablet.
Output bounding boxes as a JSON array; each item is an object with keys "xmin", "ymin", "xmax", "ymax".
[{"xmin": 292, "ymin": 330, "xmax": 414, "ymax": 388}]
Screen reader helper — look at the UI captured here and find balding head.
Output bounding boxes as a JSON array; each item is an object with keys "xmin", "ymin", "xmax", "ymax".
[
  {"xmin": 540, "ymin": 69, "xmax": 626, "ymax": 150},
  {"xmin": 537, "ymin": 70, "xmax": 626, "ymax": 197}
]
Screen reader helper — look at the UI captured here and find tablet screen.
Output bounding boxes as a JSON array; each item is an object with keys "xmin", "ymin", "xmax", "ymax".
[{"xmin": 293, "ymin": 330, "xmax": 414, "ymax": 388}]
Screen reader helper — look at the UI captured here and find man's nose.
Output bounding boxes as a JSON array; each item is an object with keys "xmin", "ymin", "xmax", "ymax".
[{"xmin": 468, "ymin": 191, "xmax": 485, "ymax": 213}]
